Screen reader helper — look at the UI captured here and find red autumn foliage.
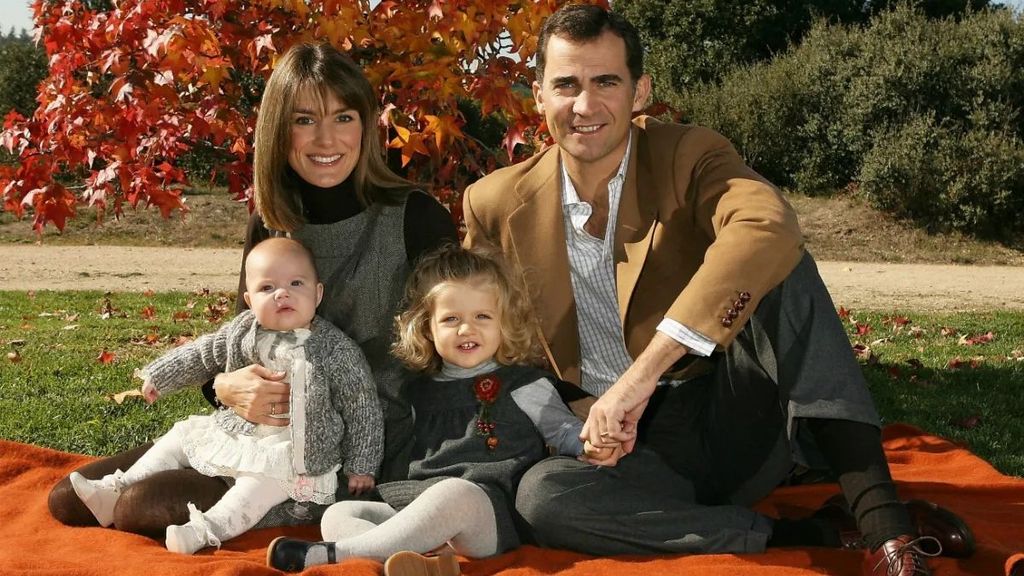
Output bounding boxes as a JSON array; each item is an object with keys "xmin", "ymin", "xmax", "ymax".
[{"xmin": 2, "ymin": 0, "xmax": 606, "ymax": 233}]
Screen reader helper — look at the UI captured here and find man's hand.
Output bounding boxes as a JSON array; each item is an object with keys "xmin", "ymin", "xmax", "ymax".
[
  {"xmin": 580, "ymin": 377, "xmax": 652, "ymax": 453},
  {"xmin": 348, "ymin": 474, "xmax": 375, "ymax": 496},
  {"xmin": 580, "ymin": 333, "xmax": 690, "ymax": 454},
  {"xmin": 213, "ymin": 364, "xmax": 290, "ymax": 426}
]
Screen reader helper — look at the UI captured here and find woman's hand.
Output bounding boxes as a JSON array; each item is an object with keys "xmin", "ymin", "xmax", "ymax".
[
  {"xmin": 213, "ymin": 364, "xmax": 290, "ymax": 426},
  {"xmin": 348, "ymin": 474, "xmax": 375, "ymax": 496}
]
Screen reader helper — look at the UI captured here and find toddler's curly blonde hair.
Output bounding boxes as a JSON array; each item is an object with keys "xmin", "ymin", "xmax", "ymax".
[{"xmin": 392, "ymin": 244, "xmax": 542, "ymax": 373}]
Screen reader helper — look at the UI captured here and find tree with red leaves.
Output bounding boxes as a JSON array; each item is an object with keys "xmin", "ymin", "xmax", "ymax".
[{"xmin": 1, "ymin": 0, "xmax": 595, "ymax": 233}]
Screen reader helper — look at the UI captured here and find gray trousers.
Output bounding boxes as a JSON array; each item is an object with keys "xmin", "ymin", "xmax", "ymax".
[{"xmin": 515, "ymin": 252, "xmax": 880, "ymax": 555}]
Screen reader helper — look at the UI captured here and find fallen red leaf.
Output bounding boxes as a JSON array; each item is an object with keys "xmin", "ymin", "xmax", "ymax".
[
  {"xmin": 940, "ymin": 326, "xmax": 957, "ymax": 337},
  {"xmin": 140, "ymin": 305, "xmax": 156, "ymax": 319},
  {"xmin": 837, "ymin": 306, "xmax": 851, "ymax": 321},
  {"xmin": 7, "ymin": 350, "xmax": 21, "ymax": 363},
  {"xmin": 142, "ymin": 289, "xmax": 155, "ymax": 297},
  {"xmin": 883, "ymin": 315, "xmax": 911, "ymax": 330},
  {"xmin": 855, "ymin": 322, "xmax": 872, "ymax": 336},
  {"xmin": 947, "ymin": 357, "xmax": 964, "ymax": 370},
  {"xmin": 959, "ymin": 331, "xmax": 995, "ymax": 346},
  {"xmin": 172, "ymin": 311, "xmax": 192, "ymax": 322},
  {"xmin": 852, "ymin": 344, "xmax": 879, "ymax": 365},
  {"xmin": 96, "ymin": 349, "xmax": 116, "ymax": 364}
]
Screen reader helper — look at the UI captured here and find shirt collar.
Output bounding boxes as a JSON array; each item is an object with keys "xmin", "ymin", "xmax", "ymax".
[{"xmin": 560, "ymin": 131, "xmax": 633, "ymax": 207}]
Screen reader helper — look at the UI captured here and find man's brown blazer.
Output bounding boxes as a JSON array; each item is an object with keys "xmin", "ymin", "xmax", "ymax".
[{"xmin": 464, "ymin": 116, "xmax": 805, "ymax": 386}]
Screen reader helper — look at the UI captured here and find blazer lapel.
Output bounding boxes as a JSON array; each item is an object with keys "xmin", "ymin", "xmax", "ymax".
[
  {"xmin": 614, "ymin": 126, "xmax": 658, "ymax": 333},
  {"xmin": 506, "ymin": 148, "xmax": 582, "ymax": 384}
]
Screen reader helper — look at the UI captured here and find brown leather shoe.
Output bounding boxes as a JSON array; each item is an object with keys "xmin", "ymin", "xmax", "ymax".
[
  {"xmin": 383, "ymin": 551, "xmax": 461, "ymax": 576},
  {"xmin": 863, "ymin": 535, "xmax": 939, "ymax": 576},
  {"xmin": 905, "ymin": 499, "xmax": 975, "ymax": 558},
  {"xmin": 816, "ymin": 494, "xmax": 975, "ymax": 558}
]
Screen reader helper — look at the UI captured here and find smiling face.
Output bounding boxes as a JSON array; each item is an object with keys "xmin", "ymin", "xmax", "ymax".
[
  {"xmin": 532, "ymin": 30, "xmax": 651, "ymax": 178},
  {"xmin": 287, "ymin": 86, "xmax": 363, "ymax": 188},
  {"xmin": 428, "ymin": 279, "xmax": 503, "ymax": 370},
  {"xmin": 242, "ymin": 239, "xmax": 323, "ymax": 332}
]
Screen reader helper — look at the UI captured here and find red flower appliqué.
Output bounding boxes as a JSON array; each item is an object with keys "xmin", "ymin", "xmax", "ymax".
[{"xmin": 473, "ymin": 374, "xmax": 501, "ymax": 450}]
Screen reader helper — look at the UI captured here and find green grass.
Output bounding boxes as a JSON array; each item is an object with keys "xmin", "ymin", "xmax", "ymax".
[
  {"xmin": 1, "ymin": 291, "xmax": 1021, "ymax": 477},
  {"xmin": 0, "ymin": 290, "xmax": 234, "ymax": 455},
  {"xmin": 841, "ymin": 308, "xmax": 1024, "ymax": 477}
]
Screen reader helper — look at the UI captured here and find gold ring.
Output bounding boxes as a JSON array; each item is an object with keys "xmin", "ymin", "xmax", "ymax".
[
  {"xmin": 600, "ymin": 431, "xmax": 611, "ymax": 437},
  {"xmin": 270, "ymin": 402, "xmax": 277, "ymax": 416}
]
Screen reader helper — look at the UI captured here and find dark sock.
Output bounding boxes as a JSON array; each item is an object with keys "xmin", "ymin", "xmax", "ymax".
[
  {"xmin": 768, "ymin": 517, "xmax": 843, "ymax": 548},
  {"xmin": 806, "ymin": 418, "xmax": 914, "ymax": 549}
]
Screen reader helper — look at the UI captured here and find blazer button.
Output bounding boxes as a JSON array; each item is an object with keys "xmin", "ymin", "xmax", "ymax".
[
  {"xmin": 721, "ymin": 317, "xmax": 733, "ymax": 327},
  {"xmin": 726, "ymin": 308, "xmax": 738, "ymax": 320},
  {"xmin": 734, "ymin": 300, "xmax": 746, "ymax": 311},
  {"xmin": 739, "ymin": 291, "xmax": 752, "ymax": 302}
]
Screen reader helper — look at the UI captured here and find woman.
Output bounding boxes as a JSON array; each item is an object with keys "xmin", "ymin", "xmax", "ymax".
[{"xmin": 48, "ymin": 42, "xmax": 458, "ymax": 537}]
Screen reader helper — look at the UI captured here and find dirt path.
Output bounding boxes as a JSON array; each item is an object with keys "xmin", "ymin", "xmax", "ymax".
[{"xmin": 3, "ymin": 245, "xmax": 1023, "ymax": 310}]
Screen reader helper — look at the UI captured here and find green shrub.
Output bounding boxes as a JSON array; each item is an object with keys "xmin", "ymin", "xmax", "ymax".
[
  {"xmin": 860, "ymin": 114, "xmax": 1024, "ymax": 236},
  {"xmin": 677, "ymin": 5, "xmax": 1024, "ymax": 236}
]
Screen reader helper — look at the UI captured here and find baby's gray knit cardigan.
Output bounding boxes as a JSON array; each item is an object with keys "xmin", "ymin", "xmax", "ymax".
[{"xmin": 143, "ymin": 310, "xmax": 384, "ymax": 477}]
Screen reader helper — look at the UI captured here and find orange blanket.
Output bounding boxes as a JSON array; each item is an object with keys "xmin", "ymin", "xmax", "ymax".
[{"xmin": 2, "ymin": 424, "xmax": 1021, "ymax": 576}]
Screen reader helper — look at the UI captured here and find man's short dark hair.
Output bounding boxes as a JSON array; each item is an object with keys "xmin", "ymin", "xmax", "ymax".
[{"xmin": 535, "ymin": 4, "xmax": 644, "ymax": 84}]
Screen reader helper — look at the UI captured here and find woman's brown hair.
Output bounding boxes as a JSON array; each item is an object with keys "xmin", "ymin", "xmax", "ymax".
[{"xmin": 253, "ymin": 42, "xmax": 414, "ymax": 232}]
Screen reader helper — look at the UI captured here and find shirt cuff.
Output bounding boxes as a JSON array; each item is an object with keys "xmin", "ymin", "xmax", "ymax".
[{"xmin": 656, "ymin": 318, "xmax": 716, "ymax": 357}]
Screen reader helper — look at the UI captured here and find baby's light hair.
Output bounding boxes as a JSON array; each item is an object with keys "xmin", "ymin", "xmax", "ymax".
[
  {"xmin": 244, "ymin": 237, "xmax": 319, "ymax": 286},
  {"xmin": 392, "ymin": 244, "xmax": 542, "ymax": 373}
]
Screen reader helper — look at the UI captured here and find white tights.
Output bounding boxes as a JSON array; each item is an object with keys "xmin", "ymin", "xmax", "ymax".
[
  {"xmin": 113, "ymin": 425, "xmax": 289, "ymax": 546},
  {"xmin": 319, "ymin": 478, "xmax": 500, "ymax": 560}
]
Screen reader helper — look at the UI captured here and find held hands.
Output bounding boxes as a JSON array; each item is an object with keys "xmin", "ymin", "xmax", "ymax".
[
  {"xmin": 579, "ymin": 439, "xmax": 626, "ymax": 466},
  {"xmin": 580, "ymin": 333, "xmax": 689, "ymax": 455},
  {"xmin": 348, "ymin": 474, "xmax": 375, "ymax": 496},
  {"xmin": 213, "ymin": 364, "xmax": 291, "ymax": 426},
  {"xmin": 579, "ymin": 376, "xmax": 654, "ymax": 455}
]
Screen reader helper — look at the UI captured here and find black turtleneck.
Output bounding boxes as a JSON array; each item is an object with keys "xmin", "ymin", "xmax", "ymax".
[{"xmin": 297, "ymin": 177, "xmax": 361, "ymax": 225}]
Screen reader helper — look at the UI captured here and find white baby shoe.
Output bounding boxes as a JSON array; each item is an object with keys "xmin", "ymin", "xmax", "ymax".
[
  {"xmin": 68, "ymin": 471, "xmax": 121, "ymax": 527},
  {"xmin": 165, "ymin": 503, "xmax": 220, "ymax": 555},
  {"xmin": 165, "ymin": 523, "xmax": 205, "ymax": 555}
]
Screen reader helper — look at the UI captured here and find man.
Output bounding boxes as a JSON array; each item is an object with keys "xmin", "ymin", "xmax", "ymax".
[{"xmin": 463, "ymin": 4, "xmax": 972, "ymax": 575}]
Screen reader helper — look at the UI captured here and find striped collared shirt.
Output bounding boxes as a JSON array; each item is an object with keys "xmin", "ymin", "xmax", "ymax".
[{"xmin": 560, "ymin": 136, "xmax": 714, "ymax": 397}]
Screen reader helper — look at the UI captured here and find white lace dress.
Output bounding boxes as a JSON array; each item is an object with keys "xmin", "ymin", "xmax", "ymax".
[{"xmin": 151, "ymin": 328, "xmax": 340, "ymax": 504}]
